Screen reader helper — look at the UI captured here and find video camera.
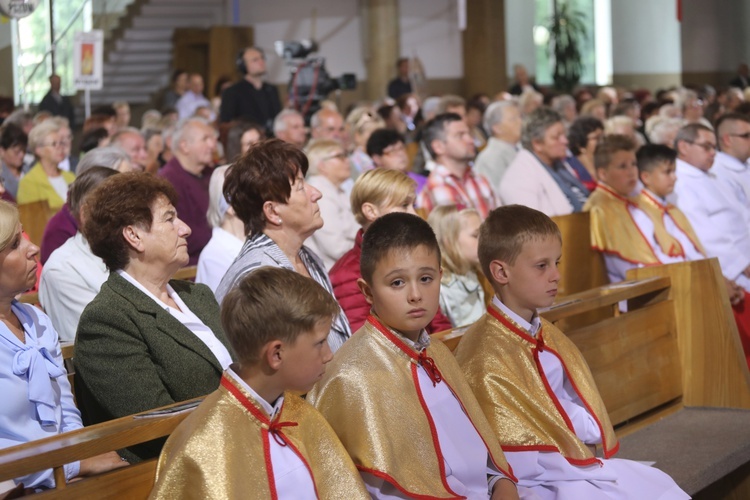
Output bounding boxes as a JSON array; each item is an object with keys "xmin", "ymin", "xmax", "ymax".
[{"xmin": 275, "ymin": 39, "xmax": 356, "ymax": 123}]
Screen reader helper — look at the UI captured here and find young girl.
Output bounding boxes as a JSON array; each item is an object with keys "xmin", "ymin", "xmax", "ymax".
[{"xmin": 428, "ymin": 205, "xmax": 485, "ymax": 328}]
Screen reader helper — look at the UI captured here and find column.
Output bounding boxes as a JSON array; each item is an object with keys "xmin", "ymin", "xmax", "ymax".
[
  {"xmin": 462, "ymin": 0, "xmax": 507, "ymax": 97},
  {"xmin": 362, "ymin": 0, "xmax": 399, "ymax": 101}
]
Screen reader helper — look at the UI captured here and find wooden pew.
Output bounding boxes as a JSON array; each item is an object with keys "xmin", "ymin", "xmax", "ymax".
[
  {"xmin": 434, "ymin": 258, "xmax": 750, "ymax": 498},
  {"xmin": 0, "ymin": 399, "xmax": 201, "ymax": 499},
  {"xmin": 18, "ymin": 201, "xmax": 55, "ymax": 248},
  {"xmin": 551, "ymin": 211, "xmax": 608, "ymax": 297},
  {"xmin": 172, "ymin": 265, "xmax": 197, "ymax": 282}
]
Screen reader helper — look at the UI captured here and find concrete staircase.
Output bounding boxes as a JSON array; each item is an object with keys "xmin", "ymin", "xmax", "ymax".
[{"xmin": 88, "ymin": 0, "xmax": 225, "ymax": 106}]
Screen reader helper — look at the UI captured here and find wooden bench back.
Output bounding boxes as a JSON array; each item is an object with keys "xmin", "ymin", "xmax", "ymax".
[
  {"xmin": 18, "ymin": 201, "xmax": 55, "ymax": 248},
  {"xmin": 0, "ymin": 399, "xmax": 200, "ymax": 499},
  {"xmin": 551, "ymin": 212, "xmax": 608, "ymax": 297}
]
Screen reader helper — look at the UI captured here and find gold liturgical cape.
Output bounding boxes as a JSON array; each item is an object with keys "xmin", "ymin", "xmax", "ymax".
[
  {"xmin": 584, "ymin": 183, "xmax": 660, "ymax": 265},
  {"xmin": 307, "ymin": 315, "xmax": 515, "ymax": 499},
  {"xmin": 454, "ymin": 305, "xmax": 619, "ymax": 465},
  {"xmin": 150, "ymin": 372, "xmax": 369, "ymax": 499},
  {"xmin": 637, "ymin": 189, "xmax": 706, "ymax": 258}
]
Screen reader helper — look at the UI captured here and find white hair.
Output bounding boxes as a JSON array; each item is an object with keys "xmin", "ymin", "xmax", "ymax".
[
  {"xmin": 483, "ymin": 100, "xmax": 519, "ymax": 135},
  {"xmin": 273, "ymin": 109, "xmax": 303, "ymax": 134}
]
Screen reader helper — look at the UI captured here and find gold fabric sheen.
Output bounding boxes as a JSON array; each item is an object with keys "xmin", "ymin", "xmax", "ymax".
[
  {"xmin": 306, "ymin": 316, "xmax": 515, "ymax": 499},
  {"xmin": 454, "ymin": 305, "xmax": 619, "ymax": 465},
  {"xmin": 583, "ymin": 184, "xmax": 661, "ymax": 265},
  {"xmin": 637, "ymin": 190, "xmax": 706, "ymax": 258},
  {"xmin": 150, "ymin": 372, "xmax": 369, "ymax": 499}
]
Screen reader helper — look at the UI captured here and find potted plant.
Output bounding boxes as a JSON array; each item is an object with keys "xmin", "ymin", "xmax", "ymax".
[{"xmin": 548, "ymin": 1, "xmax": 587, "ymax": 92}]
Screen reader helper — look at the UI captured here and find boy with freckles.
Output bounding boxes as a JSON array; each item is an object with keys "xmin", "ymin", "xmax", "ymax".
[
  {"xmin": 307, "ymin": 212, "xmax": 519, "ymax": 499},
  {"xmin": 454, "ymin": 205, "xmax": 688, "ymax": 498}
]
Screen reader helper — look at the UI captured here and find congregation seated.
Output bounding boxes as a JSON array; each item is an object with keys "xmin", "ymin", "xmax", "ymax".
[
  {"xmin": 39, "ymin": 167, "xmax": 119, "ymax": 341},
  {"xmin": 150, "ymin": 267, "xmax": 370, "ymax": 499},
  {"xmin": 195, "ymin": 165, "xmax": 245, "ymax": 293},
  {"xmin": 157, "ymin": 117, "xmax": 217, "ymax": 265},
  {"xmin": 329, "ymin": 168, "xmax": 452, "ymax": 333},
  {"xmin": 215, "ymin": 139, "xmax": 352, "ymax": 352},
  {"xmin": 0, "ymin": 123, "xmax": 30, "ymax": 200},
  {"xmin": 473, "ymin": 100, "xmax": 521, "ymax": 192},
  {"xmin": 366, "ymin": 128, "xmax": 428, "ymax": 194},
  {"xmin": 17, "ymin": 120, "xmax": 75, "ymax": 212},
  {"xmin": 39, "ymin": 146, "xmax": 131, "ymax": 264},
  {"xmin": 303, "ymin": 139, "xmax": 360, "ymax": 270},
  {"xmin": 74, "ymin": 173, "xmax": 233, "ymax": 462},
  {"xmin": 416, "ymin": 112, "xmax": 499, "ymax": 218},
  {"xmin": 500, "ymin": 107, "xmax": 589, "ymax": 216},
  {"xmin": 565, "ymin": 115, "xmax": 604, "ymax": 192},
  {"xmin": 0, "ymin": 200, "xmax": 126, "ymax": 493}
]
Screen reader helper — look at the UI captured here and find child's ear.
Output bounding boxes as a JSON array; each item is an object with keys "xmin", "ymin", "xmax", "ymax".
[
  {"xmin": 263, "ymin": 340, "xmax": 284, "ymax": 370},
  {"xmin": 357, "ymin": 278, "xmax": 374, "ymax": 305},
  {"xmin": 595, "ymin": 166, "xmax": 607, "ymax": 182},
  {"xmin": 489, "ymin": 259, "xmax": 510, "ymax": 285},
  {"xmin": 361, "ymin": 202, "xmax": 380, "ymax": 223},
  {"xmin": 639, "ymin": 170, "xmax": 650, "ymax": 186}
]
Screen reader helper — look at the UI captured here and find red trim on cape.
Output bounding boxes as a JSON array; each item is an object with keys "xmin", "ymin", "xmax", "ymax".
[
  {"xmin": 367, "ymin": 314, "xmax": 422, "ymax": 361},
  {"xmin": 592, "ymin": 184, "xmax": 662, "ymax": 262},
  {"xmin": 220, "ymin": 375, "xmax": 320, "ymax": 498},
  {"xmin": 641, "ymin": 190, "xmax": 705, "ymax": 257},
  {"xmin": 486, "ymin": 306, "xmax": 615, "ymax": 463},
  {"xmin": 412, "ymin": 364, "xmax": 461, "ymax": 498},
  {"xmin": 356, "ymin": 466, "xmax": 463, "ymax": 500}
]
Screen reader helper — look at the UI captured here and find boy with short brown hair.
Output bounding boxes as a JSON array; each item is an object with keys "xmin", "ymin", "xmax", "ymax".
[
  {"xmin": 454, "ymin": 204, "xmax": 688, "ymax": 498},
  {"xmin": 308, "ymin": 212, "xmax": 519, "ymax": 499},
  {"xmin": 150, "ymin": 267, "xmax": 368, "ymax": 499}
]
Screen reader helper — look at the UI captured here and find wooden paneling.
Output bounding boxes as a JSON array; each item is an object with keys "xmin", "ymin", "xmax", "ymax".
[
  {"xmin": 628, "ymin": 259, "xmax": 750, "ymax": 410},
  {"xmin": 551, "ymin": 212, "xmax": 608, "ymax": 298}
]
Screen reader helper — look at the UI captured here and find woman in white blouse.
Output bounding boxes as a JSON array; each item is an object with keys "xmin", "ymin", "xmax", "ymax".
[
  {"xmin": 196, "ymin": 166, "xmax": 245, "ymax": 292},
  {"xmin": 304, "ymin": 139, "xmax": 360, "ymax": 270}
]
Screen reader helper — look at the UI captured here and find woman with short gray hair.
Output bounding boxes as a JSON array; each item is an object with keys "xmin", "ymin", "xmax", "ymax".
[
  {"xmin": 499, "ymin": 107, "xmax": 589, "ymax": 216},
  {"xmin": 77, "ymin": 146, "xmax": 133, "ymax": 174}
]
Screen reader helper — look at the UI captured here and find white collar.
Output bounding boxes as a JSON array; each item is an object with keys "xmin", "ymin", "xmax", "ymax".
[
  {"xmin": 492, "ymin": 295, "xmax": 541, "ymax": 336},
  {"xmin": 226, "ymin": 366, "xmax": 284, "ymax": 418}
]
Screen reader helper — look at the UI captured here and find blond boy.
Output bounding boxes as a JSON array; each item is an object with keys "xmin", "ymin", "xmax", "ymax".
[
  {"xmin": 150, "ymin": 268, "xmax": 368, "ymax": 499},
  {"xmin": 454, "ymin": 205, "xmax": 688, "ymax": 498}
]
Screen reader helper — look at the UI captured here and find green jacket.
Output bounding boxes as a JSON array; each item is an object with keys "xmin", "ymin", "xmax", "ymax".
[{"xmin": 74, "ymin": 272, "xmax": 233, "ymax": 461}]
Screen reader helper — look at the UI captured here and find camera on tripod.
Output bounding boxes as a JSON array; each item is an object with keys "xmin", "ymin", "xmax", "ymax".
[{"xmin": 275, "ymin": 39, "xmax": 357, "ymax": 123}]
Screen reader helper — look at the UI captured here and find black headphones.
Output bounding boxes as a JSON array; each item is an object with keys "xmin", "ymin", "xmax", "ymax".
[{"xmin": 236, "ymin": 47, "xmax": 265, "ymax": 75}]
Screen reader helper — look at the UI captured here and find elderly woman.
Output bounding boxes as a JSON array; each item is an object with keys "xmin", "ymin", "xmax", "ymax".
[
  {"xmin": 215, "ymin": 138, "xmax": 351, "ymax": 352},
  {"xmin": 17, "ymin": 120, "xmax": 76, "ymax": 211},
  {"xmin": 196, "ymin": 166, "xmax": 245, "ymax": 292},
  {"xmin": 500, "ymin": 107, "xmax": 590, "ymax": 216},
  {"xmin": 40, "ymin": 146, "xmax": 132, "ymax": 264},
  {"xmin": 567, "ymin": 116, "xmax": 604, "ymax": 192},
  {"xmin": 0, "ymin": 200, "xmax": 125, "ymax": 492},
  {"xmin": 303, "ymin": 139, "xmax": 360, "ymax": 270},
  {"xmin": 74, "ymin": 173, "xmax": 233, "ymax": 462}
]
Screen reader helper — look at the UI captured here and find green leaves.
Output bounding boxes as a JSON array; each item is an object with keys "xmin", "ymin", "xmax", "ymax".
[{"xmin": 548, "ymin": 2, "xmax": 588, "ymax": 92}]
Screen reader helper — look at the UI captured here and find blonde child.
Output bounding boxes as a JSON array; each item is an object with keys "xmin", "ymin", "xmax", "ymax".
[
  {"xmin": 428, "ymin": 204, "xmax": 485, "ymax": 327},
  {"xmin": 330, "ymin": 168, "xmax": 452, "ymax": 333},
  {"xmin": 454, "ymin": 205, "xmax": 688, "ymax": 499}
]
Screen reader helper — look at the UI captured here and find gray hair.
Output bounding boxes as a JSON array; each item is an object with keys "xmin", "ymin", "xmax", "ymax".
[
  {"xmin": 421, "ymin": 97, "xmax": 441, "ymax": 121},
  {"xmin": 273, "ymin": 109, "xmax": 303, "ymax": 134},
  {"xmin": 649, "ymin": 117, "xmax": 685, "ymax": 145},
  {"xmin": 171, "ymin": 117, "xmax": 210, "ymax": 149},
  {"xmin": 110, "ymin": 127, "xmax": 142, "ymax": 146},
  {"xmin": 483, "ymin": 100, "xmax": 519, "ymax": 135},
  {"xmin": 551, "ymin": 94, "xmax": 576, "ymax": 116},
  {"xmin": 28, "ymin": 120, "xmax": 62, "ymax": 151},
  {"xmin": 77, "ymin": 146, "xmax": 131, "ymax": 174},
  {"xmin": 521, "ymin": 107, "xmax": 563, "ymax": 150},
  {"xmin": 4, "ymin": 109, "xmax": 33, "ymax": 129}
]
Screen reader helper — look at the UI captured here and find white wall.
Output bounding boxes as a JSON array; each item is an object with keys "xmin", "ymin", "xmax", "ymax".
[
  {"xmin": 239, "ymin": 0, "xmax": 464, "ymax": 85},
  {"xmin": 504, "ymin": 0, "xmax": 536, "ymax": 79},
  {"xmin": 610, "ymin": 0, "xmax": 681, "ymax": 74}
]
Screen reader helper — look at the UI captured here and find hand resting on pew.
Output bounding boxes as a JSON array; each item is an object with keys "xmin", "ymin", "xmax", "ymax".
[{"xmin": 75, "ymin": 451, "xmax": 129, "ymax": 479}]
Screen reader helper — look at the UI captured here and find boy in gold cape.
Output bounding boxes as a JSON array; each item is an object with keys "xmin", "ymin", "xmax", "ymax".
[
  {"xmin": 150, "ymin": 268, "xmax": 368, "ymax": 499},
  {"xmin": 307, "ymin": 213, "xmax": 519, "ymax": 499},
  {"xmin": 453, "ymin": 205, "xmax": 688, "ymax": 499}
]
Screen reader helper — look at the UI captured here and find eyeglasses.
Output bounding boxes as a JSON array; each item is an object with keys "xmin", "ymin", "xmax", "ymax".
[
  {"xmin": 686, "ymin": 141, "xmax": 717, "ymax": 152},
  {"xmin": 729, "ymin": 132, "xmax": 750, "ymax": 140}
]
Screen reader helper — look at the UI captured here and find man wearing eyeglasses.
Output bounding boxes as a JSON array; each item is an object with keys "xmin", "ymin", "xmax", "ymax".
[
  {"xmin": 672, "ymin": 122, "xmax": 750, "ymax": 293},
  {"xmin": 712, "ymin": 113, "xmax": 750, "ymax": 211}
]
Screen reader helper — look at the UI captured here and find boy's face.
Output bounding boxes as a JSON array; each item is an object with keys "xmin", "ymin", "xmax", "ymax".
[
  {"xmin": 496, "ymin": 235, "xmax": 562, "ymax": 322},
  {"xmin": 358, "ymin": 244, "xmax": 441, "ymax": 342},
  {"xmin": 641, "ymin": 160, "xmax": 677, "ymax": 199},
  {"xmin": 279, "ymin": 319, "xmax": 333, "ymax": 393},
  {"xmin": 598, "ymin": 149, "xmax": 639, "ymax": 196}
]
